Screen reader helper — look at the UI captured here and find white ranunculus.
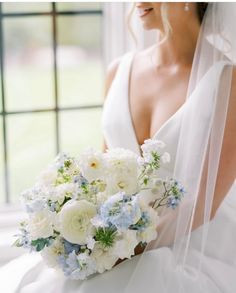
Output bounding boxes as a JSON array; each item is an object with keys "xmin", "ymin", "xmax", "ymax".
[
  {"xmin": 79, "ymin": 148, "xmax": 106, "ymax": 182},
  {"xmin": 28, "ymin": 209, "xmax": 55, "ymax": 240},
  {"xmin": 111, "ymin": 230, "xmax": 139, "ymax": 259},
  {"xmin": 108, "ymin": 173, "xmax": 138, "ymax": 195},
  {"xmin": 105, "ymin": 148, "xmax": 139, "ymax": 194},
  {"xmin": 59, "ymin": 199, "xmax": 97, "ymax": 244},
  {"xmin": 90, "ymin": 243, "xmax": 117, "ymax": 273},
  {"xmin": 105, "ymin": 148, "xmax": 139, "ymax": 173}
]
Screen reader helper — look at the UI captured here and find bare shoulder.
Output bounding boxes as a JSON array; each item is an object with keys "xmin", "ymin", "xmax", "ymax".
[{"xmin": 104, "ymin": 47, "xmax": 154, "ymax": 97}]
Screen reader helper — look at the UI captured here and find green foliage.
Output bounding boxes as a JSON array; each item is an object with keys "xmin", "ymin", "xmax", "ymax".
[
  {"xmin": 95, "ymin": 227, "xmax": 117, "ymax": 248},
  {"xmin": 31, "ymin": 237, "xmax": 53, "ymax": 252}
]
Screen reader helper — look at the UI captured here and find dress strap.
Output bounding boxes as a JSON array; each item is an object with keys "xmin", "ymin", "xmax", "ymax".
[{"xmin": 112, "ymin": 51, "xmax": 135, "ymax": 86}]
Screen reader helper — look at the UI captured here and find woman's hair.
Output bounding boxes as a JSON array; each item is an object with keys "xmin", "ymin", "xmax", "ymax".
[
  {"xmin": 197, "ymin": 2, "xmax": 209, "ymax": 23},
  {"xmin": 127, "ymin": 2, "xmax": 209, "ymax": 46}
]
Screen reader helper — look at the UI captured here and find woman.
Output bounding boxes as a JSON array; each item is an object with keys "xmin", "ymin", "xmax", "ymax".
[{"xmin": 1, "ymin": 2, "xmax": 236, "ymax": 292}]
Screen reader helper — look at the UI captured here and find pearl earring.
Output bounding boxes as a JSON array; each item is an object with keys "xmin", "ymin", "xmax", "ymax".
[{"xmin": 184, "ymin": 2, "xmax": 189, "ymax": 11}]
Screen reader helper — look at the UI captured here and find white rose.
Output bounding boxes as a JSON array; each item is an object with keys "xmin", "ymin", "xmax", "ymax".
[
  {"xmin": 28, "ymin": 209, "xmax": 55, "ymax": 240},
  {"xmin": 111, "ymin": 230, "xmax": 138, "ymax": 259},
  {"xmin": 91, "ymin": 243, "xmax": 117, "ymax": 273},
  {"xmin": 79, "ymin": 148, "xmax": 106, "ymax": 182},
  {"xmin": 59, "ymin": 200, "xmax": 97, "ymax": 244}
]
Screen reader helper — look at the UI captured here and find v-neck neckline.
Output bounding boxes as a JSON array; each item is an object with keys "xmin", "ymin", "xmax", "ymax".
[{"xmin": 126, "ymin": 51, "xmax": 187, "ymax": 151}]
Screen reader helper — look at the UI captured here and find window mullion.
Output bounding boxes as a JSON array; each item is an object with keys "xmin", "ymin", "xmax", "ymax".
[
  {"xmin": 52, "ymin": 2, "xmax": 60, "ymax": 155},
  {"xmin": 0, "ymin": 4, "xmax": 10, "ymax": 203}
]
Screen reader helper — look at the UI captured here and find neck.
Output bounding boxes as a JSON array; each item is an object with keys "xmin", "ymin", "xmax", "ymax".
[{"xmin": 154, "ymin": 21, "xmax": 200, "ymax": 67}]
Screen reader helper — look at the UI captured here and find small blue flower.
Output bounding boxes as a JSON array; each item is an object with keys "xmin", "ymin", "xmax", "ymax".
[
  {"xmin": 167, "ymin": 196, "xmax": 180, "ymax": 209},
  {"xmin": 73, "ymin": 174, "xmax": 88, "ymax": 187}
]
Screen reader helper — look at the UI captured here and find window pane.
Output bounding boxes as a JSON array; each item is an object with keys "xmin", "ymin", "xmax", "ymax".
[
  {"xmin": 0, "ymin": 73, "xmax": 2, "ymax": 113},
  {"xmin": 7, "ymin": 113, "xmax": 56, "ymax": 202},
  {"xmin": 4, "ymin": 17, "xmax": 54, "ymax": 111},
  {"xmin": 60, "ymin": 108, "xmax": 103, "ymax": 155},
  {"xmin": 0, "ymin": 117, "xmax": 4, "ymax": 204},
  {"xmin": 2, "ymin": 3, "xmax": 51, "ymax": 13},
  {"xmin": 57, "ymin": 15, "xmax": 104, "ymax": 107},
  {"xmin": 57, "ymin": 3, "xmax": 102, "ymax": 11}
]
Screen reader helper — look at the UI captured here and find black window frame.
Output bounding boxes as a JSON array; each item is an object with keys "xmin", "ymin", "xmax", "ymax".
[{"xmin": 0, "ymin": 2, "xmax": 103, "ymax": 203}]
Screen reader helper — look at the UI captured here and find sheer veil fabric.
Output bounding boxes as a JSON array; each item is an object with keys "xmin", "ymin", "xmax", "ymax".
[{"xmin": 124, "ymin": 3, "xmax": 236, "ymax": 292}]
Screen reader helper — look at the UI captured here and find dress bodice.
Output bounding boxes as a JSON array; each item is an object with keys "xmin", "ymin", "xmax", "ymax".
[
  {"xmin": 102, "ymin": 51, "xmax": 141, "ymax": 155},
  {"xmin": 102, "ymin": 51, "xmax": 236, "ymax": 207},
  {"xmin": 102, "ymin": 51, "xmax": 185, "ymax": 178}
]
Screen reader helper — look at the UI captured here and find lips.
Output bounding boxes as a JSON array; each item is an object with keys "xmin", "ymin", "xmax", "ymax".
[{"xmin": 137, "ymin": 7, "xmax": 154, "ymax": 17}]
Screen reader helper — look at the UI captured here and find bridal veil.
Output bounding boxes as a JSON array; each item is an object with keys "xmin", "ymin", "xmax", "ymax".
[{"xmin": 125, "ymin": 3, "xmax": 236, "ymax": 292}]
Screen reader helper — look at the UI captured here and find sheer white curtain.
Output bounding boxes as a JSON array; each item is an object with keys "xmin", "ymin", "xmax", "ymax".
[{"xmin": 102, "ymin": 2, "xmax": 156, "ymax": 67}]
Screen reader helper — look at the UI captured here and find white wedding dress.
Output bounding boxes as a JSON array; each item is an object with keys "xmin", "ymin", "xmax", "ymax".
[{"xmin": 1, "ymin": 51, "xmax": 236, "ymax": 293}]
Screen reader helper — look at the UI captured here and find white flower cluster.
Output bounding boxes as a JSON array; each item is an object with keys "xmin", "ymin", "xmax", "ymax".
[{"xmin": 15, "ymin": 140, "xmax": 185, "ymax": 280}]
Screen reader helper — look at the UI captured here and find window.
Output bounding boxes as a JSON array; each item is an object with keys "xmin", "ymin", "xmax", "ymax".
[{"xmin": 0, "ymin": 3, "xmax": 104, "ymax": 204}]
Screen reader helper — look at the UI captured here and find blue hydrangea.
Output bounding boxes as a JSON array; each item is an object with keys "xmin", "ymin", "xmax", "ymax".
[
  {"xmin": 26, "ymin": 198, "xmax": 46, "ymax": 213},
  {"xmin": 57, "ymin": 251, "xmax": 96, "ymax": 280},
  {"xmin": 100, "ymin": 192, "xmax": 141, "ymax": 230},
  {"xmin": 63, "ymin": 239, "xmax": 81, "ymax": 255}
]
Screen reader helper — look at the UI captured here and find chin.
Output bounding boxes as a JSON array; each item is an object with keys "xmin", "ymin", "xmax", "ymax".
[
  {"xmin": 142, "ymin": 21, "xmax": 158, "ymax": 30},
  {"xmin": 141, "ymin": 18, "xmax": 162, "ymax": 31}
]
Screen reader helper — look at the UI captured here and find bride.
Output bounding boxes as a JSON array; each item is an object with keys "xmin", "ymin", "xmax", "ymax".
[{"xmin": 1, "ymin": 2, "xmax": 236, "ymax": 292}]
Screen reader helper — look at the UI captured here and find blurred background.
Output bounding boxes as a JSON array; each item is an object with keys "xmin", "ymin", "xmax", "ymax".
[{"xmin": 0, "ymin": 2, "xmax": 155, "ymax": 265}]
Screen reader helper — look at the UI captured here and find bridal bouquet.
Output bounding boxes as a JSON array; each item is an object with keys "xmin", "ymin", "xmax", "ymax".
[{"xmin": 14, "ymin": 139, "xmax": 185, "ymax": 280}]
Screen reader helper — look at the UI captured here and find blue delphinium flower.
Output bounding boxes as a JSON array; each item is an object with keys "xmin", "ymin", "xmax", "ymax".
[{"xmin": 100, "ymin": 192, "xmax": 141, "ymax": 230}]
